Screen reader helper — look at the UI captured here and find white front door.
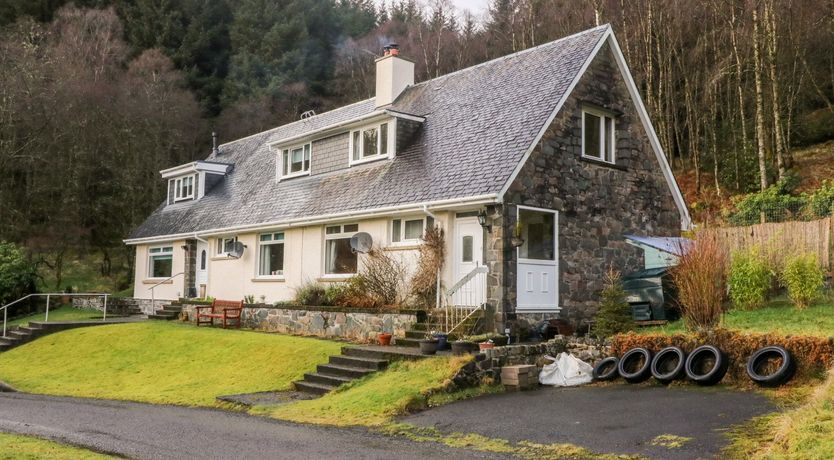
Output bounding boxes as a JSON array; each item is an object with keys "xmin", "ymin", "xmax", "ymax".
[
  {"xmin": 516, "ymin": 206, "xmax": 559, "ymax": 311},
  {"xmin": 453, "ymin": 218, "xmax": 485, "ymax": 306},
  {"xmin": 195, "ymin": 241, "xmax": 209, "ymax": 298}
]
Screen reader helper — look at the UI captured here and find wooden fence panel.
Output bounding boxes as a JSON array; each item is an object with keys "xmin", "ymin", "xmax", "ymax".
[{"xmin": 701, "ymin": 217, "xmax": 833, "ymax": 272}]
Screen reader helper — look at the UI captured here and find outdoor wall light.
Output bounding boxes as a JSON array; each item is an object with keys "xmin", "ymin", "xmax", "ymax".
[{"xmin": 477, "ymin": 209, "xmax": 492, "ymax": 233}]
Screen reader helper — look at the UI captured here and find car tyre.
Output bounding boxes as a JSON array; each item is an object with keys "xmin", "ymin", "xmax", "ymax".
[
  {"xmin": 618, "ymin": 348, "xmax": 653, "ymax": 383},
  {"xmin": 592, "ymin": 356, "xmax": 620, "ymax": 381},
  {"xmin": 685, "ymin": 345, "xmax": 728, "ymax": 386},
  {"xmin": 651, "ymin": 346, "xmax": 686, "ymax": 384},
  {"xmin": 747, "ymin": 346, "xmax": 795, "ymax": 387}
]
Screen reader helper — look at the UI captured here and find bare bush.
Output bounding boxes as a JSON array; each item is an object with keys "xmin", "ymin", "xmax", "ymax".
[
  {"xmin": 356, "ymin": 248, "xmax": 409, "ymax": 307},
  {"xmin": 671, "ymin": 236, "xmax": 728, "ymax": 331},
  {"xmin": 410, "ymin": 226, "xmax": 446, "ymax": 308}
]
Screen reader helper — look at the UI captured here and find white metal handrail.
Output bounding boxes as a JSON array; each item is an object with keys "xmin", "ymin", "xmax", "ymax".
[
  {"xmin": 2, "ymin": 293, "xmax": 110, "ymax": 338},
  {"xmin": 148, "ymin": 272, "xmax": 184, "ymax": 314},
  {"xmin": 440, "ymin": 265, "xmax": 488, "ymax": 334}
]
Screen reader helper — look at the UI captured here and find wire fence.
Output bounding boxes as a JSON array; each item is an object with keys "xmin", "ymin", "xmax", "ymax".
[{"xmin": 726, "ymin": 201, "xmax": 833, "ymax": 226}]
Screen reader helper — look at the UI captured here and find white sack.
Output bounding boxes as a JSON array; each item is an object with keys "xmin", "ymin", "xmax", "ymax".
[{"xmin": 538, "ymin": 352, "xmax": 594, "ymax": 387}]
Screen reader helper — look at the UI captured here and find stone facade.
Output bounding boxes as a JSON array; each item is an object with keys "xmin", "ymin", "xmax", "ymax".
[
  {"xmin": 450, "ymin": 336, "xmax": 610, "ymax": 388},
  {"xmin": 183, "ymin": 239, "xmax": 197, "ymax": 298},
  {"xmin": 488, "ymin": 42, "xmax": 682, "ymax": 331},
  {"xmin": 72, "ymin": 296, "xmax": 168, "ymax": 315},
  {"xmin": 179, "ymin": 303, "xmax": 419, "ymax": 342}
]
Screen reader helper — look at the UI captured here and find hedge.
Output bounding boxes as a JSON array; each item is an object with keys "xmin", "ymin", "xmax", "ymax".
[{"xmin": 611, "ymin": 329, "xmax": 834, "ymax": 384}]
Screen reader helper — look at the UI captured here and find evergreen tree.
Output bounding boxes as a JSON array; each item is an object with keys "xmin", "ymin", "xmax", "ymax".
[{"xmin": 594, "ymin": 269, "xmax": 635, "ymax": 338}]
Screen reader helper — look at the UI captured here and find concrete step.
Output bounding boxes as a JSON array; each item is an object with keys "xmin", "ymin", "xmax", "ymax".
[
  {"xmin": 316, "ymin": 364, "xmax": 377, "ymax": 379},
  {"xmin": 9, "ymin": 330, "xmax": 32, "ymax": 341},
  {"xmin": 303, "ymin": 372, "xmax": 355, "ymax": 387},
  {"xmin": 409, "ymin": 322, "xmax": 431, "ymax": 331},
  {"xmin": 161, "ymin": 306, "xmax": 182, "ymax": 313},
  {"xmin": 293, "ymin": 380, "xmax": 337, "ymax": 395},
  {"xmin": 0, "ymin": 336, "xmax": 21, "ymax": 346},
  {"xmin": 147, "ymin": 314, "xmax": 177, "ymax": 321},
  {"xmin": 329, "ymin": 355, "xmax": 388, "ymax": 371},
  {"xmin": 0, "ymin": 343, "xmax": 12, "ymax": 353},
  {"xmin": 405, "ymin": 330, "xmax": 429, "ymax": 339},
  {"xmin": 394, "ymin": 337, "xmax": 421, "ymax": 348}
]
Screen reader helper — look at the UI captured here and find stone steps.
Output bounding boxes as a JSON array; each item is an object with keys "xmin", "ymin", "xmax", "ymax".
[{"xmin": 148, "ymin": 305, "xmax": 182, "ymax": 321}]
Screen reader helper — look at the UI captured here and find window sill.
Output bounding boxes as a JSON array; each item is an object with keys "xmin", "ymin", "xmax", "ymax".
[
  {"xmin": 317, "ymin": 275, "xmax": 354, "ymax": 282},
  {"xmin": 143, "ymin": 279, "xmax": 173, "ymax": 285},
  {"xmin": 349, "ymin": 155, "xmax": 389, "ymax": 167},
  {"xmin": 211, "ymin": 256, "xmax": 238, "ymax": 261},
  {"xmin": 252, "ymin": 277, "xmax": 286, "ymax": 283},
  {"xmin": 580, "ymin": 156, "xmax": 626, "ymax": 171},
  {"xmin": 385, "ymin": 243, "xmax": 422, "ymax": 251}
]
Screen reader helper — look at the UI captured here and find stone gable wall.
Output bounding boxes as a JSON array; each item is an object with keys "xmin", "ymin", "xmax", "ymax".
[{"xmin": 493, "ymin": 42, "xmax": 682, "ymax": 329}]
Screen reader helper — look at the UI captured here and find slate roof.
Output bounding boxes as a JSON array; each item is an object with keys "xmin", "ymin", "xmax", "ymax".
[{"xmin": 129, "ymin": 25, "xmax": 609, "ymax": 240}]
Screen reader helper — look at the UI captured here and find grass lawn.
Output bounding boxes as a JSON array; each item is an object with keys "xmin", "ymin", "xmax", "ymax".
[
  {"xmin": 257, "ymin": 356, "xmax": 493, "ymax": 426},
  {"xmin": 0, "ymin": 322, "xmax": 343, "ymax": 406},
  {"xmin": 642, "ymin": 297, "xmax": 834, "ymax": 337},
  {"xmin": 0, "ymin": 433, "xmax": 113, "ymax": 459},
  {"xmin": 7, "ymin": 306, "xmax": 103, "ymax": 328}
]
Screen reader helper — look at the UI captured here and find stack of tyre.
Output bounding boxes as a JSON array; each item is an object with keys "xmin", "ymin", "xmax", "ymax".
[{"xmin": 592, "ymin": 345, "xmax": 795, "ymax": 386}]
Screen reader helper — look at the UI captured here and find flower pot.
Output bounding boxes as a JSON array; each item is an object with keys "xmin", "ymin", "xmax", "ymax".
[
  {"xmin": 479, "ymin": 342, "xmax": 495, "ymax": 350},
  {"xmin": 433, "ymin": 333, "xmax": 449, "ymax": 351},
  {"xmin": 378, "ymin": 332, "xmax": 393, "ymax": 346},
  {"xmin": 451, "ymin": 341, "xmax": 477, "ymax": 356},
  {"xmin": 419, "ymin": 339, "xmax": 439, "ymax": 355}
]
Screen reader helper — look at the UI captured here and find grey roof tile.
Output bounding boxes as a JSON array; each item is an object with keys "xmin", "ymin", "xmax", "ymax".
[{"xmin": 129, "ymin": 25, "xmax": 607, "ymax": 239}]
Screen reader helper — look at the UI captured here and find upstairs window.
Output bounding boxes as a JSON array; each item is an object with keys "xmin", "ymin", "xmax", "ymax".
[
  {"xmin": 148, "ymin": 246, "xmax": 173, "ymax": 278},
  {"xmin": 173, "ymin": 175, "xmax": 195, "ymax": 202},
  {"xmin": 258, "ymin": 232, "xmax": 285, "ymax": 277},
  {"xmin": 324, "ymin": 223, "xmax": 359, "ymax": 275},
  {"xmin": 280, "ymin": 143, "xmax": 311, "ymax": 179},
  {"xmin": 582, "ymin": 109, "xmax": 616, "ymax": 164},
  {"xmin": 391, "ymin": 216, "xmax": 434, "ymax": 244},
  {"xmin": 350, "ymin": 122, "xmax": 389, "ymax": 165}
]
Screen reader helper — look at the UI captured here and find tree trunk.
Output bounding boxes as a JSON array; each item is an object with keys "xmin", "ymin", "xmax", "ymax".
[
  {"xmin": 765, "ymin": 0, "xmax": 789, "ymax": 175},
  {"xmin": 752, "ymin": 5, "xmax": 769, "ymax": 192}
]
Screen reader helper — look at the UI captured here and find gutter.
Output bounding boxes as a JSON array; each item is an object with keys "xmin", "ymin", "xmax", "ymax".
[{"xmin": 124, "ymin": 194, "xmax": 496, "ymax": 245}]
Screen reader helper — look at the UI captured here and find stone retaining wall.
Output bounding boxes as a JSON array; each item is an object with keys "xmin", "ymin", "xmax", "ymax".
[
  {"xmin": 451, "ymin": 336, "xmax": 610, "ymax": 388},
  {"xmin": 72, "ymin": 297, "xmax": 167, "ymax": 315},
  {"xmin": 179, "ymin": 303, "xmax": 419, "ymax": 343}
]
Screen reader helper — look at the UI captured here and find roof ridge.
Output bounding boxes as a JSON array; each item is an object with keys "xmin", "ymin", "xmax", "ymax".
[{"xmin": 406, "ymin": 24, "xmax": 610, "ymax": 90}]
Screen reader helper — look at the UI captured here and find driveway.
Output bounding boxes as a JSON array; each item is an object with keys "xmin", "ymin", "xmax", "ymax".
[
  {"xmin": 402, "ymin": 384, "xmax": 775, "ymax": 460},
  {"xmin": 0, "ymin": 393, "xmax": 507, "ymax": 460}
]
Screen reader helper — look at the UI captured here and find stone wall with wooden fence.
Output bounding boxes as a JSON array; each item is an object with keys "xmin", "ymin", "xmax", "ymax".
[{"xmin": 701, "ymin": 217, "xmax": 832, "ymax": 273}]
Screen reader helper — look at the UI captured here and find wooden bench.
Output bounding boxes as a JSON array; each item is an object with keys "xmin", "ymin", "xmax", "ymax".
[{"xmin": 195, "ymin": 299, "xmax": 243, "ymax": 329}]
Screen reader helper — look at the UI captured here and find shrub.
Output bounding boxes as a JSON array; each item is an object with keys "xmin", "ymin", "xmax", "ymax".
[
  {"xmin": 294, "ymin": 282, "xmax": 330, "ymax": 306},
  {"xmin": 359, "ymin": 248, "xmax": 408, "ymax": 307},
  {"xmin": 727, "ymin": 181, "xmax": 806, "ymax": 225},
  {"xmin": 671, "ymin": 236, "xmax": 727, "ymax": 331},
  {"xmin": 781, "ymin": 253, "xmax": 824, "ymax": 309},
  {"xmin": 803, "ymin": 180, "xmax": 834, "ymax": 218},
  {"xmin": 410, "ymin": 226, "xmax": 445, "ymax": 308},
  {"xmin": 728, "ymin": 246, "xmax": 773, "ymax": 310},
  {"xmin": 612, "ymin": 329, "xmax": 834, "ymax": 383},
  {"xmin": 593, "ymin": 268, "xmax": 634, "ymax": 338},
  {"xmin": 0, "ymin": 241, "xmax": 37, "ymax": 305}
]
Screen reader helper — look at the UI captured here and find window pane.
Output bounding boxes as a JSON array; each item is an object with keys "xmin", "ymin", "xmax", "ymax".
[
  {"xmin": 518, "ymin": 209, "xmax": 555, "ymax": 260},
  {"xmin": 200, "ymin": 250, "xmax": 206, "ymax": 270},
  {"xmin": 290, "ymin": 147, "xmax": 304, "ymax": 173},
  {"xmin": 426, "ymin": 216, "xmax": 435, "ymax": 230},
  {"xmin": 352, "ymin": 131, "xmax": 360, "ymax": 160},
  {"xmin": 584, "ymin": 112, "xmax": 601, "ymax": 159},
  {"xmin": 282, "ymin": 150, "xmax": 289, "ymax": 176},
  {"xmin": 326, "ymin": 238, "xmax": 357, "ymax": 274},
  {"xmin": 274, "ymin": 232, "xmax": 284, "ymax": 241},
  {"xmin": 223, "ymin": 238, "xmax": 236, "ymax": 253},
  {"xmin": 151, "ymin": 255, "xmax": 173, "ymax": 278},
  {"xmin": 260, "ymin": 234, "xmax": 272, "ymax": 242},
  {"xmin": 462, "ymin": 236, "xmax": 473, "ymax": 262},
  {"xmin": 343, "ymin": 223, "xmax": 359, "ymax": 233},
  {"xmin": 326, "ymin": 225, "xmax": 341, "ymax": 235},
  {"xmin": 404, "ymin": 219, "xmax": 423, "ymax": 240},
  {"xmin": 363, "ymin": 128, "xmax": 378, "ymax": 158},
  {"xmin": 604, "ymin": 117, "xmax": 614, "ymax": 162},
  {"xmin": 392, "ymin": 219, "xmax": 401, "ymax": 243},
  {"xmin": 380, "ymin": 123, "xmax": 388, "ymax": 155},
  {"xmin": 304, "ymin": 144, "xmax": 311, "ymax": 169},
  {"xmin": 259, "ymin": 243, "xmax": 284, "ymax": 276}
]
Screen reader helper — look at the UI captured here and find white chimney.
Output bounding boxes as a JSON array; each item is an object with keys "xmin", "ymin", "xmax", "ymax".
[{"xmin": 375, "ymin": 44, "xmax": 414, "ymax": 108}]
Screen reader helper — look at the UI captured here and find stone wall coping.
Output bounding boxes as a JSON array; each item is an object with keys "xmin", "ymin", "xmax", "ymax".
[{"xmin": 177, "ymin": 300, "xmax": 425, "ymax": 316}]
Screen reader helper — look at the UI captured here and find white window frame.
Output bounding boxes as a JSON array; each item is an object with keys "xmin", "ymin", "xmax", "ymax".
[
  {"xmin": 390, "ymin": 216, "xmax": 434, "ymax": 245},
  {"xmin": 323, "ymin": 223, "xmax": 359, "ymax": 277},
  {"xmin": 349, "ymin": 122, "xmax": 393, "ymax": 166},
  {"xmin": 581, "ymin": 107, "xmax": 616, "ymax": 164},
  {"xmin": 215, "ymin": 236, "xmax": 238, "ymax": 258},
  {"xmin": 172, "ymin": 175, "xmax": 195, "ymax": 202},
  {"xmin": 147, "ymin": 245, "xmax": 174, "ymax": 279},
  {"xmin": 277, "ymin": 143, "xmax": 311, "ymax": 181},
  {"xmin": 256, "ymin": 232, "xmax": 285, "ymax": 278}
]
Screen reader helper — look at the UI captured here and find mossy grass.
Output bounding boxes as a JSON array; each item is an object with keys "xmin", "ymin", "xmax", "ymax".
[
  {"xmin": 0, "ymin": 433, "xmax": 114, "ymax": 459},
  {"xmin": 7, "ymin": 305, "xmax": 103, "ymax": 327}
]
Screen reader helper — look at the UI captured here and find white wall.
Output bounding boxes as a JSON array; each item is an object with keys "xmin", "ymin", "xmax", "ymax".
[{"xmin": 132, "ymin": 240, "xmax": 186, "ymax": 300}]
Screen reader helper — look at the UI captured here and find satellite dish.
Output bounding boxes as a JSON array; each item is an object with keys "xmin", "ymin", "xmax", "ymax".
[
  {"xmin": 228, "ymin": 241, "xmax": 245, "ymax": 259},
  {"xmin": 350, "ymin": 232, "xmax": 373, "ymax": 254}
]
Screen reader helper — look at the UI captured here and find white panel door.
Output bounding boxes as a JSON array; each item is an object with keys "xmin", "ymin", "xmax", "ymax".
[
  {"xmin": 453, "ymin": 218, "xmax": 484, "ymax": 306},
  {"xmin": 195, "ymin": 241, "xmax": 209, "ymax": 298},
  {"xmin": 516, "ymin": 207, "xmax": 559, "ymax": 311}
]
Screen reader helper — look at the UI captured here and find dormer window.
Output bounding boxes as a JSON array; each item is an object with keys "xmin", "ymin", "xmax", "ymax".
[
  {"xmin": 350, "ymin": 122, "xmax": 390, "ymax": 165},
  {"xmin": 279, "ymin": 143, "xmax": 311, "ymax": 180},
  {"xmin": 174, "ymin": 175, "xmax": 195, "ymax": 202}
]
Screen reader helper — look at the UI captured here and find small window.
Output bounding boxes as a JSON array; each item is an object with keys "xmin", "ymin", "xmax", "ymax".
[
  {"xmin": 148, "ymin": 246, "xmax": 174, "ymax": 278},
  {"xmin": 391, "ymin": 217, "xmax": 429, "ymax": 244},
  {"xmin": 350, "ymin": 123, "xmax": 390, "ymax": 165},
  {"xmin": 173, "ymin": 175, "xmax": 195, "ymax": 202},
  {"xmin": 582, "ymin": 109, "xmax": 616, "ymax": 163},
  {"xmin": 200, "ymin": 250, "xmax": 207, "ymax": 270},
  {"xmin": 280, "ymin": 143, "xmax": 311, "ymax": 179},
  {"xmin": 258, "ymin": 232, "xmax": 285, "ymax": 277},
  {"xmin": 324, "ymin": 224, "xmax": 359, "ymax": 275},
  {"xmin": 216, "ymin": 236, "xmax": 238, "ymax": 256}
]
